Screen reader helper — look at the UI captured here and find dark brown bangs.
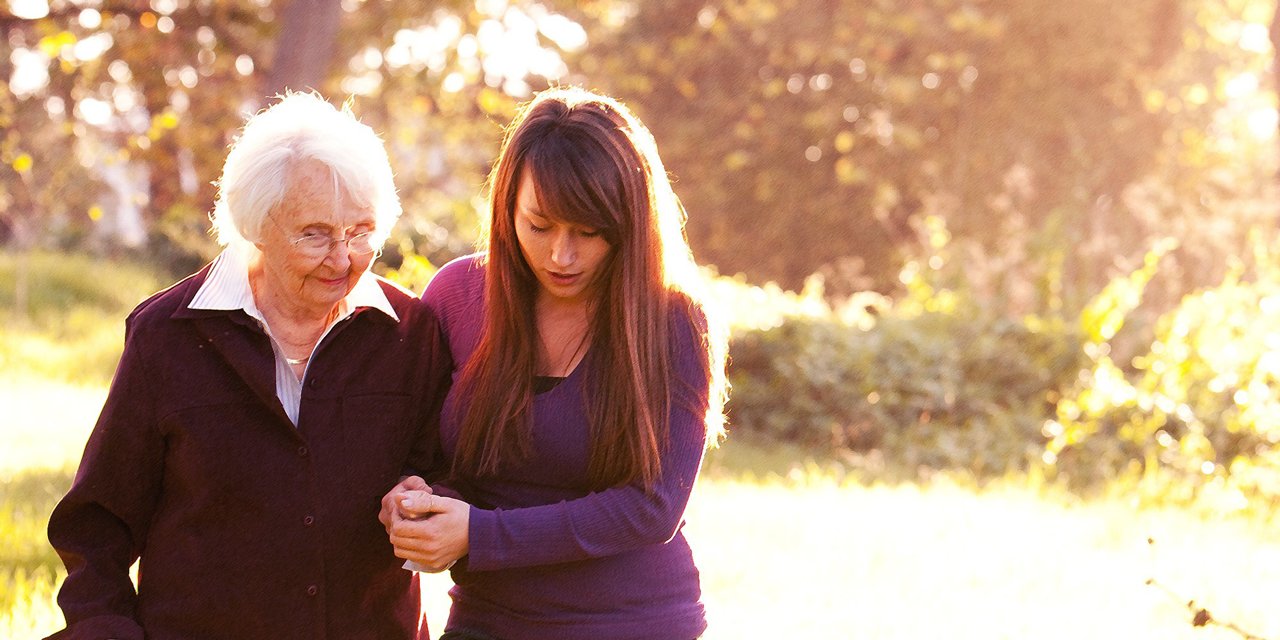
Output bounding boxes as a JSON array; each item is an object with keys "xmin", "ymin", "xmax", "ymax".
[{"xmin": 524, "ymin": 127, "xmax": 624, "ymax": 241}]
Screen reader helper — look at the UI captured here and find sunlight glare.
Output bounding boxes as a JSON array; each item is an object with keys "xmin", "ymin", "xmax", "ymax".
[
  {"xmin": 537, "ymin": 12, "xmax": 587, "ymax": 51},
  {"xmin": 8, "ymin": 0, "xmax": 49, "ymax": 19},
  {"xmin": 76, "ymin": 97, "xmax": 112, "ymax": 126},
  {"xmin": 78, "ymin": 8, "xmax": 102, "ymax": 29},
  {"xmin": 45, "ymin": 95, "xmax": 65, "ymax": 117},
  {"xmin": 442, "ymin": 71, "xmax": 465, "ymax": 93},
  {"xmin": 8, "ymin": 48, "xmax": 49, "ymax": 97},
  {"xmin": 1224, "ymin": 72, "xmax": 1258, "ymax": 100},
  {"xmin": 1246, "ymin": 108, "xmax": 1277, "ymax": 140},
  {"xmin": 475, "ymin": 7, "xmax": 571, "ymax": 90},
  {"xmin": 475, "ymin": 0, "xmax": 508, "ymax": 16},
  {"xmin": 1239, "ymin": 22, "xmax": 1271, "ymax": 53},
  {"xmin": 72, "ymin": 33, "xmax": 113, "ymax": 63}
]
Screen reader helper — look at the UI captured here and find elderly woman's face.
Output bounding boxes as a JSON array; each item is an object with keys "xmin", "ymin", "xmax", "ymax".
[{"xmin": 255, "ymin": 160, "xmax": 377, "ymax": 316}]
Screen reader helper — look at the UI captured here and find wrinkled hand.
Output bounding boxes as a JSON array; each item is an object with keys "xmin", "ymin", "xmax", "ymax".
[
  {"xmin": 379, "ymin": 475, "xmax": 431, "ymax": 534},
  {"xmin": 389, "ymin": 491, "xmax": 470, "ymax": 573}
]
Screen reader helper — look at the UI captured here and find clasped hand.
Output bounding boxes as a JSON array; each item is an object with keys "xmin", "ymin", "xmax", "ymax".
[{"xmin": 378, "ymin": 476, "xmax": 470, "ymax": 573}]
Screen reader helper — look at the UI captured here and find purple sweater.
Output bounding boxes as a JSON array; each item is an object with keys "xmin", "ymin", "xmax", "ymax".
[{"xmin": 424, "ymin": 254, "xmax": 710, "ymax": 640}]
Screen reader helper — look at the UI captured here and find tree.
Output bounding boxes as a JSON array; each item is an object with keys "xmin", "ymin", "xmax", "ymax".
[
  {"xmin": 561, "ymin": 0, "xmax": 1265, "ymax": 310},
  {"xmin": 0, "ymin": 0, "xmax": 577, "ymax": 273}
]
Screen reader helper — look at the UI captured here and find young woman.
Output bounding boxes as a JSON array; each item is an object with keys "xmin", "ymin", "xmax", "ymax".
[{"xmin": 379, "ymin": 87, "xmax": 729, "ymax": 640}]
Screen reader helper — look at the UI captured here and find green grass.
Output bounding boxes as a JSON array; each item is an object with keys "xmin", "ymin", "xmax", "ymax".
[
  {"xmin": 0, "ymin": 468, "xmax": 70, "ymax": 638},
  {"xmin": 0, "ymin": 250, "xmax": 165, "ymax": 386},
  {"xmin": 7, "ymin": 392, "xmax": 1278, "ymax": 640},
  {"xmin": 3, "ymin": 251, "xmax": 1278, "ymax": 639},
  {"xmin": 0, "ymin": 378, "xmax": 100, "ymax": 640}
]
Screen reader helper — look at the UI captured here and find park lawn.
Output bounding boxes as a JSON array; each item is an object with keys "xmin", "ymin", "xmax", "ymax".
[{"xmin": 4, "ymin": 380, "xmax": 1279, "ymax": 640}]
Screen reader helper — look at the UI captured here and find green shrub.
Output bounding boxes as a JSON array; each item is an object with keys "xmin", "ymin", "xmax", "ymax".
[
  {"xmin": 1048, "ymin": 237, "xmax": 1280, "ymax": 510},
  {"xmin": 728, "ymin": 289, "xmax": 1083, "ymax": 479}
]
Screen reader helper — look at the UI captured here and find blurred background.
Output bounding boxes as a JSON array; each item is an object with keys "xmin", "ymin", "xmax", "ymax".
[{"xmin": 4, "ymin": 0, "xmax": 1280, "ymax": 638}]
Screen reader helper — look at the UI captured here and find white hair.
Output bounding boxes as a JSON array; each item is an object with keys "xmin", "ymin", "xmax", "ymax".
[{"xmin": 210, "ymin": 92, "xmax": 401, "ymax": 249}]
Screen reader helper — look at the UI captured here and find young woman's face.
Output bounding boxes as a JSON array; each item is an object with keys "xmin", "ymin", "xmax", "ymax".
[{"xmin": 513, "ymin": 169, "xmax": 613, "ymax": 306}]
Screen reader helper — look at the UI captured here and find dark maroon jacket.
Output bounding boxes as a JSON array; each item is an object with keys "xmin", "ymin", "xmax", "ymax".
[{"xmin": 46, "ymin": 264, "xmax": 451, "ymax": 640}]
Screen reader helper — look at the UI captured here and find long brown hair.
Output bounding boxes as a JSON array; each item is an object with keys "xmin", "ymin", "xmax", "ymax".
[{"xmin": 453, "ymin": 87, "xmax": 727, "ymax": 491}]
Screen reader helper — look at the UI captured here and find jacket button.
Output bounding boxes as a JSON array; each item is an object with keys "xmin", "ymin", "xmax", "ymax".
[
  {"xmin": 306, "ymin": 585, "xmax": 318, "ymax": 596},
  {"xmin": 303, "ymin": 515, "xmax": 314, "ymax": 526},
  {"xmin": 308, "ymin": 378, "xmax": 319, "ymax": 389},
  {"xmin": 297, "ymin": 446, "xmax": 308, "ymax": 458}
]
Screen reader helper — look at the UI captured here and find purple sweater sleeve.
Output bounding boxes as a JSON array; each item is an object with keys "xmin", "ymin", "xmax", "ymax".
[{"xmin": 464, "ymin": 313, "xmax": 711, "ymax": 572}]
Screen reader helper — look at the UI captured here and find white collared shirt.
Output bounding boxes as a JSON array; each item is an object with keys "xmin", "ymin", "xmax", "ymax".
[{"xmin": 189, "ymin": 243, "xmax": 399, "ymax": 425}]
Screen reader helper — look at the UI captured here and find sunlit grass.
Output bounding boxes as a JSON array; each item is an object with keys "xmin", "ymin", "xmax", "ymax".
[
  {"xmin": 686, "ymin": 475, "xmax": 1280, "ymax": 639},
  {"xmin": 0, "ymin": 468, "xmax": 69, "ymax": 640},
  {"xmin": 692, "ymin": 436, "xmax": 1280, "ymax": 639},
  {"xmin": 0, "ymin": 250, "xmax": 163, "ymax": 387},
  {"xmin": 4, "ymin": 382, "xmax": 1280, "ymax": 640},
  {"xmin": 0, "ymin": 377, "xmax": 90, "ymax": 640},
  {"xmin": 3, "ymin": 251, "xmax": 1278, "ymax": 639}
]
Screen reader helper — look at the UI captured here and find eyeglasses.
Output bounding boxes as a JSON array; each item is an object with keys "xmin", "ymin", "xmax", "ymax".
[
  {"xmin": 289, "ymin": 229, "xmax": 376, "ymax": 256},
  {"xmin": 268, "ymin": 216, "xmax": 377, "ymax": 257}
]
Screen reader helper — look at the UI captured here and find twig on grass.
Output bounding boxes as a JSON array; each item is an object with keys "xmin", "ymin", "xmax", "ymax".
[{"xmin": 1145, "ymin": 536, "xmax": 1270, "ymax": 640}]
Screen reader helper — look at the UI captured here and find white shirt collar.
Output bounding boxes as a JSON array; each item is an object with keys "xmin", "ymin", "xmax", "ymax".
[{"xmin": 189, "ymin": 242, "xmax": 399, "ymax": 322}]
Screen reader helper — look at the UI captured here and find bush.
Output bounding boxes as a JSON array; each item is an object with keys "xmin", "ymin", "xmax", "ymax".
[
  {"xmin": 1048, "ymin": 237, "xmax": 1280, "ymax": 510},
  {"xmin": 727, "ymin": 281, "xmax": 1083, "ymax": 479}
]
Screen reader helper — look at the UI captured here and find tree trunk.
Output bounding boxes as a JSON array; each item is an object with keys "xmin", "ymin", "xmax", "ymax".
[
  {"xmin": 264, "ymin": 0, "xmax": 344, "ymax": 97},
  {"xmin": 1272, "ymin": 1, "xmax": 1280, "ymax": 173}
]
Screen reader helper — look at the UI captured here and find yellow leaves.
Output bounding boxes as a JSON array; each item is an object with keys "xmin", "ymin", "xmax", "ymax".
[
  {"xmin": 754, "ymin": 2, "xmax": 779, "ymax": 23},
  {"xmin": 1184, "ymin": 83, "xmax": 1210, "ymax": 106},
  {"xmin": 380, "ymin": 251, "xmax": 437, "ymax": 295},
  {"xmin": 11, "ymin": 154, "xmax": 33, "ymax": 175},
  {"xmin": 834, "ymin": 131, "xmax": 855, "ymax": 154},
  {"xmin": 922, "ymin": 215, "xmax": 950, "ymax": 250},
  {"xmin": 722, "ymin": 150, "xmax": 750, "ymax": 171},
  {"xmin": 1054, "ymin": 233, "xmax": 1280, "ymax": 500},
  {"xmin": 37, "ymin": 32, "xmax": 76, "ymax": 58},
  {"xmin": 1240, "ymin": 1, "xmax": 1272, "ymax": 23},
  {"xmin": 146, "ymin": 110, "xmax": 180, "ymax": 141},
  {"xmin": 1144, "ymin": 89, "xmax": 1165, "ymax": 113},
  {"xmin": 476, "ymin": 87, "xmax": 513, "ymax": 117},
  {"xmin": 834, "ymin": 156, "xmax": 865, "ymax": 184},
  {"xmin": 1079, "ymin": 238, "xmax": 1177, "ymax": 345},
  {"xmin": 155, "ymin": 111, "xmax": 179, "ymax": 130},
  {"xmin": 633, "ymin": 43, "xmax": 658, "ymax": 65},
  {"xmin": 675, "ymin": 78, "xmax": 697, "ymax": 99},
  {"xmin": 761, "ymin": 78, "xmax": 787, "ymax": 99}
]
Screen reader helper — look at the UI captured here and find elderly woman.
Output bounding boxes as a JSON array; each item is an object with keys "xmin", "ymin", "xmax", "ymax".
[{"xmin": 46, "ymin": 93, "xmax": 449, "ymax": 640}]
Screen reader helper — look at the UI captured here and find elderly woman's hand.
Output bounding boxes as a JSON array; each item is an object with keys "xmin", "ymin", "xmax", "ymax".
[
  {"xmin": 378, "ymin": 476, "xmax": 431, "ymax": 534},
  {"xmin": 389, "ymin": 492, "xmax": 470, "ymax": 573}
]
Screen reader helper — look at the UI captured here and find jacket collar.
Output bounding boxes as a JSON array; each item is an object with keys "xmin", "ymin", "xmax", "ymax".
[{"xmin": 172, "ymin": 243, "xmax": 400, "ymax": 323}]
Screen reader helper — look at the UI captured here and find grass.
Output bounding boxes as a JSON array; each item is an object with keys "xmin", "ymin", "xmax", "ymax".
[
  {"xmin": 3, "ymin": 251, "xmax": 1278, "ymax": 639},
  {"xmin": 6, "ymin": 390, "xmax": 1279, "ymax": 640},
  {"xmin": 0, "ymin": 250, "xmax": 165, "ymax": 386}
]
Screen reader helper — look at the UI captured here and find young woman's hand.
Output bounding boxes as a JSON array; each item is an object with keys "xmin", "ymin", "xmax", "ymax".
[{"xmin": 389, "ymin": 492, "xmax": 471, "ymax": 572}]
